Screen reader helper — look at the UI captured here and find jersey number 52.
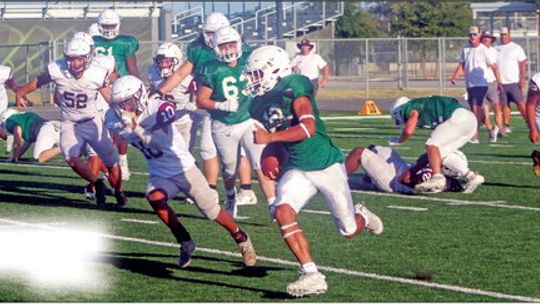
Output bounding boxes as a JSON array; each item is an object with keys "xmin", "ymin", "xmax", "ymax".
[{"xmin": 63, "ymin": 91, "xmax": 88, "ymax": 109}]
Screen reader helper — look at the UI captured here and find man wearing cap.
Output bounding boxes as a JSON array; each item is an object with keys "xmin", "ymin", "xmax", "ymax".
[
  {"xmin": 495, "ymin": 26, "xmax": 527, "ymax": 136},
  {"xmin": 480, "ymin": 30, "xmax": 504, "ymax": 143},
  {"xmin": 450, "ymin": 26, "xmax": 504, "ymax": 144},
  {"xmin": 291, "ymin": 39, "xmax": 330, "ymax": 96}
]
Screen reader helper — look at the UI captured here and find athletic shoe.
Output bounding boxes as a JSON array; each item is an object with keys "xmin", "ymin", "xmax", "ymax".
[
  {"xmin": 462, "ymin": 172, "xmax": 485, "ymax": 194},
  {"xmin": 224, "ymin": 190, "xmax": 238, "ymax": 219},
  {"xmin": 4, "ymin": 135, "xmax": 13, "ymax": 153},
  {"xmin": 94, "ymin": 178, "xmax": 106, "ymax": 205},
  {"xmin": 84, "ymin": 183, "xmax": 96, "ymax": 201},
  {"xmin": 114, "ymin": 190, "xmax": 128, "ymax": 207},
  {"xmin": 354, "ymin": 203, "xmax": 384, "ymax": 235},
  {"xmin": 414, "ymin": 173, "xmax": 446, "ymax": 193},
  {"xmin": 468, "ymin": 138, "xmax": 480, "ymax": 144},
  {"xmin": 119, "ymin": 158, "xmax": 130, "ymax": 181},
  {"xmin": 236, "ymin": 189, "xmax": 258, "ymax": 206},
  {"xmin": 237, "ymin": 233, "xmax": 256, "ymax": 267},
  {"xmin": 503, "ymin": 125, "xmax": 512, "ymax": 134},
  {"xmin": 286, "ymin": 271, "xmax": 327, "ymax": 298},
  {"xmin": 489, "ymin": 126, "xmax": 499, "ymax": 143},
  {"xmin": 178, "ymin": 239, "xmax": 196, "ymax": 268},
  {"xmin": 531, "ymin": 150, "xmax": 540, "ymax": 176}
]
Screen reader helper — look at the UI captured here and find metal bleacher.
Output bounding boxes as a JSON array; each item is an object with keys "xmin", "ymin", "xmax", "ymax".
[{"xmin": 171, "ymin": 1, "xmax": 344, "ymax": 42}]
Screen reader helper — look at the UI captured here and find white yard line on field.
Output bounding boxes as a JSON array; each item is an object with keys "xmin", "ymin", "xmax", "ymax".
[
  {"xmin": 121, "ymin": 218, "xmax": 159, "ymax": 225},
  {"xmin": 321, "ymin": 112, "xmax": 522, "ymax": 121},
  {"xmin": 1, "ymin": 162, "xmax": 538, "ymax": 212},
  {"xmin": 0, "ymin": 217, "xmax": 537, "ymax": 302},
  {"xmin": 332, "ymin": 128, "xmax": 375, "ymax": 131},
  {"xmin": 387, "ymin": 205, "xmax": 428, "ymax": 212}
]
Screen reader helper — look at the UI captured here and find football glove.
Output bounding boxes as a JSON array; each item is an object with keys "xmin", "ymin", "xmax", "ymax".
[{"xmin": 214, "ymin": 98, "xmax": 239, "ymax": 112}]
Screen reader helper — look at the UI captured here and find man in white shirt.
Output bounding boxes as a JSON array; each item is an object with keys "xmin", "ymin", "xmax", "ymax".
[
  {"xmin": 450, "ymin": 26, "xmax": 504, "ymax": 144},
  {"xmin": 480, "ymin": 31, "xmax": 504, "ymax": 143},
  {"xmin": 495, "ymin": 26, "xmax": 527, "ymax": 136},
  {"xmin": 291, "ymin": 39, "xmax": 329, "ymax": 96}
]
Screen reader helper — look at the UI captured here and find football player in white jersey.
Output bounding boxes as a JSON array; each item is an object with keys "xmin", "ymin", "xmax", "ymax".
[
  {"xmin": 345, "ymin": 145, "xmax": 484, "ymax": 194},
  {"xmin": 0, "ymin": 64, "xmax": 27, "ymax": 153},
  {"xmin": 105, "ymin": 75, "xmax": 256, "ymax": 268},
  {"xmin": 15, "ymin": 37, "xmax": 126, "ymax": 207}
]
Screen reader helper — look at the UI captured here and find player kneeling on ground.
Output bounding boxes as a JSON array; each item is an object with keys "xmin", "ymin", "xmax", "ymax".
[
  {"xmin": 0, "ymin": 108, "xmax": 61, "ymax": 163},
  {"xmin": 105, "ymin": 75, "xmax": 256, "ymax": 268},
  {"xmin": 390, "ymin": 95, "xmax": 482, "ymax": 193},
  {"xmin": 345, "ymin": 145, "xmax": 484, "ymax": 194},
  {"xmin": 246, "ymin": 45, "xmax": 383, "ymax": 297}
]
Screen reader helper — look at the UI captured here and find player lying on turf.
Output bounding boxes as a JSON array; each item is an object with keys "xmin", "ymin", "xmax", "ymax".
[
  {"xmin": 105, "ymin": 75, "xmax": 256, "ymax": 268},
  {"xmin": 0, "ymin": 108, "xmax": 61, "ymax": 163},
  {"xmin": 247, "ymin": 45, "xmax": 383, "ymax": 298},
  {"xmin": 345, "ymin": 145, "xmax": 484, "ymax": 194},
  {"xmin": 390, "ymin": 95, "xmax": 479, "ymax": 193}
]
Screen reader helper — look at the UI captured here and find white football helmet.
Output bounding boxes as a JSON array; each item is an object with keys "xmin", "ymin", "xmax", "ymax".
[
  {"xmin": 73, "ymin": 31, "xmax": 94, "ymax": 49},
  {"xmin": 153, "ymin": 42, "xmax": 184, "ymax": 77},
  {"xmin": 0, "ymin": 108, "xmax": 19, "ymax": 128},
  {"xmin": 63, "ymin": 37, "xmax": 92, "ymax": 77},
  {"xmin": 97, "ymin": 9, "xmax": 120, "ymax": 39},
  {"xmin": 244, "ymin": 45, "xmax": 292, "ymax": 97},
  {"xmin": 391, "ymin": 96, "xmax": 410, "ymax": 126},
  {"xmin": 203, "ymin": 12, "xmax": 230, "ymax": 47},
  {"xmin": 111, "ymin": 75, "xmax": 147, "ymax": 116},
  {"xmin": 213, "ymin": 26, "xmax": 242, "ymax": 63},
  {"xmin": 88, "ymin": 23, "xmax": 102, "ymax": 37}
]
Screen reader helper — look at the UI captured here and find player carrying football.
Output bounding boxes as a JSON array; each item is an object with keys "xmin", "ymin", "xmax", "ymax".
[
  {"xmin": 246, "ymin": 45, "xmax": 383, "ymax": 297},
  {"xmin": 105, "ymin": 75, "xmax": 257, "ymax": 268}
]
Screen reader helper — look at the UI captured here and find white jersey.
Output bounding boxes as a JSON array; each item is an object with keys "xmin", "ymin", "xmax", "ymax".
[
  {"xmin": 93, "ymin": 55, "xmax": 115, "ymax": 111},
  {"xmin": 528, "ymin": 73, "xmax": 540, "ymax": 117},
  {"xmin": 105, "ymin": 98, "xmax": 196, "ymax": 178},
  {"xmin": 147, "ymin": 64, "xmax": 196, "ymax": 124},
  {"xmin": 48, "ymin": 60, "xmax": 109, "ymax": 122},
  {"xmin": 0, "ymin": 65, "xmax": 12, "ymax": 112}
]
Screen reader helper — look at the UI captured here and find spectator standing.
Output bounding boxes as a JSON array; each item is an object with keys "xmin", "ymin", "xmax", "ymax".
[
  {"xmin": 480, "ymin": 30, "xmax": 504, "ymax": 143},
  {"xmin": 291, "ymin": 39, "xmax": 329, "ymax": 96},
  {"xmin": 450, "ymin": 26, "xmax": 504, "ymax": 144},
  {"xmin": 495, "ymin": 26, "xmax": 528, "ymax": 135}
]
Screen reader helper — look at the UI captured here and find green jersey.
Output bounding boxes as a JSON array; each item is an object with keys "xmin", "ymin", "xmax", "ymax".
[
  {"xmin": 199, "ymin": 57, "xmax": 252, "ymax": 125},
  {"xmin": 249, "ymin": 74, "xmax": 344, "ymax": 171},
  {"xmin": 188, "ymin": 34, "xmax": 252, "ymax": 80},
  {"xmin": 4, "ymin": 112, "xmax": 45, "ymax": 142},
  {"xmin": 93, "ymin": 35, "xmax": 138, "ymax": 76},
  {"xmin": 401, "ymin": 96, "xmax": 464, "ymax": 128}
]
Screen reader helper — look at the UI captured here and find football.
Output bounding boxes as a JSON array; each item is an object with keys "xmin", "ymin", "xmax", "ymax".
[{"xmin": 260, "ymin": 142, "xmax": 288, "ymax": 180}]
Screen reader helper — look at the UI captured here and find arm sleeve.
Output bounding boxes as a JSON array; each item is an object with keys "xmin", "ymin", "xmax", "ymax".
[
  {"xmin": 460, "ymin": 48, "xmax": 466, "ymax": 64},
  {"xmin": 315, "ymin": 54, "xmax": 327, "ymax": 69},
  {"xmin": 290, "ymin": 76, "xmax": 314, "ymax": 99},
  {"xmin": 517, "ymin": 45, "xmax": 527, "ymax": 61}
]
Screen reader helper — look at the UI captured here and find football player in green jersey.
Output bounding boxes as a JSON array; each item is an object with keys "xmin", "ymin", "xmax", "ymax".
[
  {"xmin": 390, "ymin": 95, "xmax": 482, "ymax": 193},
  {"xmin": 0, "ymin": 108, "xmax": 61, "ymax": 163},
  {"xmin": 196, "ymin": 26, "xmax": 275, "ymax": 219},
  {"xmin": 245, "ymin": 45, "xmax": 383, "ymax": 298},
  {"xmin": 153, "ymin": 12, "xmax": 257, "ymax": 207},
  {"xmin": 93, "ymin": 9, "xmax": 139, "ymax": 180}
]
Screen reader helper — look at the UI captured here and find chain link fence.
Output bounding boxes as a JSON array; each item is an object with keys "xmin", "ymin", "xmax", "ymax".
[{"xmin": 5, "ymin": 36, "xmax": 540, "ymax": 104}]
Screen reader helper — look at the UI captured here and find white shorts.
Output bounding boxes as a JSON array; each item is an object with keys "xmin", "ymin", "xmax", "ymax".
[
  {"xmin": 60, "ymin": 115, "xmax": 119, "ymax": 167},
  {"xmin": 360, "ymin": 146, "xmax": 411, "ymax": 193},
  {"xmin": 275, "ymin": 163, "xmax": 357, "ymax": 236},
  {"xmin": 33, "ymin": 120, "xmax": 60, "ymax": 160},
  {"xmin": 146, "ymin": 165, "xmax": 221, "ymax": 220},
  {"xmin": 426, "ymin": 108, "xmax": 477, "ymax": 158},
  {"xmin": 211, "ymin": 118, "xmax": 264, "ymax": 178}
]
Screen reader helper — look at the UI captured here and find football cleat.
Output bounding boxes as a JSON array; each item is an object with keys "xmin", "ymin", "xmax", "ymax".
[
  {"xmin": 468, "ymin": 137, "xmax": 480, "ymax": 144},
  {"xmin": 489, "ymin": 126, "xmax": 499, "ymax": 143},
  {"xmin": 178, "ymin": 239, "xmax": 196, "ymax": 268},
  {"xmin": 114, "ymin": 190, "xmax": 128, "ymax": 207},
  {"xmin": 237, "ymin": 232, "xmax": 256, "ymax": 267},
  {"xmin": 531, "ymin": 150, "xmax": 540, "ymax": 176},
  {"xmin": 462, "ymin": 172, "xmax": 485, "ymax": 194},
  {"xmin": 84, "ymin": 183, "xmax": 96, "ymax": 201},
  {"xmin": 119, "ymin": 158, "xmax": 130, "ymax": 181},
  {"xmin": 415, "ymin": 173, "xmax": 446, "ymax": 193},
  {"xmin": 354, "ymin": 203, "xmax": 384, "ymax": 235},
  {"xmin": 236, "ymin": 189, "xmax": 258, "ymax": 206},
  {"xmin": 502, "ymin": 125, "xmax": 512, "ymax": 134},
  {"xmin": 286, "ymin": 271, "xmax": 327, "ymax": 298},
  {"xmin": 94, "ymin": 178, "xmax": 107, "ymax": 205}
]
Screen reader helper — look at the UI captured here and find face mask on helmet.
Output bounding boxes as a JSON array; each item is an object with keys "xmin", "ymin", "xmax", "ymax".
[
  {"xmin": 100, "ymin": 23, "xmax": 119, "ymax": 39},
  {"xmin": 112, "ymin": 83, "xmax": 146, "ymax": 117},
  {"xmin": 203, "ymin": 12, "xmax": 230, "ymax": 47},
  {"xmin": 154, "ymin": 55, "xmax": 179, "ymax": 77},
  {"xmin": 216, "ymin": 41, "xmax": 242, "ymax": 63},
  {"xmin": 65, "ymin": 55, "xmax": 91, "ymax": 78},
  {"xmin": 97, "ymin": 10, "xmax": 120, "ymax": 39},
  {"xmin": 244, "ymin": 46, "xmax": 292, "ymax": 97}
]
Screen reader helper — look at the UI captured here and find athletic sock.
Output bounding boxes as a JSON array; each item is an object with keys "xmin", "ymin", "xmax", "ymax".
[
  {"xmin": 171, "ymin": 223, "xmax": 192, "ymax": 243},
  {"xmin": 240, "ymin": 184, "xmax": 252, "ymax": 190}
]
